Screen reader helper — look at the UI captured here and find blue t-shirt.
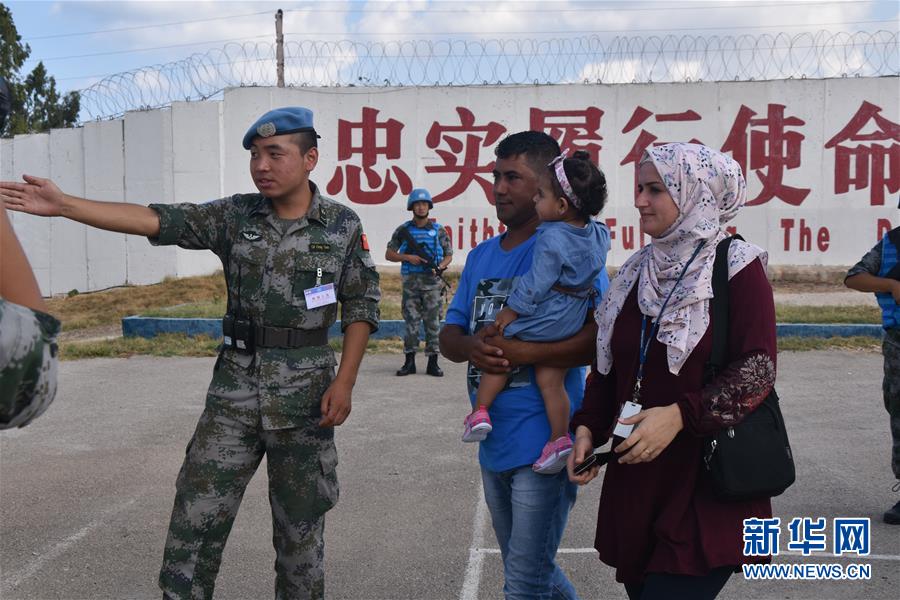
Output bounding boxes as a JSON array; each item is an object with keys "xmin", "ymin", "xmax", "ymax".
[{"xmin": 445, "ymin": 231, "xmax": 610, "ymax": 472}]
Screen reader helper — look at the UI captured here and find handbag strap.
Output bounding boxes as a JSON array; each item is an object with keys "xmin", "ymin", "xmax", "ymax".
[{"xmin": 705, "ymin": 234, "xmax": 744, "ymax": 379}]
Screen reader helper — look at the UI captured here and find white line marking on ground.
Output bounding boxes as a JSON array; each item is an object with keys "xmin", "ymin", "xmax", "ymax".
[
  {"xmin": 471, "ymin": 547, "xmax": 900, "ymax": 560},
  {"xmin": 1, "ymin": 498, "xmax": 137, "ymax": 592},
  {"xmin": 472, "ymin": 547, "xmax": 597, "ymax": 554},
  {"xmin": 460, "ymin": 485, "xmax": 489, "ymax": 600}
]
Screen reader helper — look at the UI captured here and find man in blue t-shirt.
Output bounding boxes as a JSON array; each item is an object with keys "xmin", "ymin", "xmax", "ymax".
[{"xmin": 440, "ymin": 131, "xmax": 608, "ymax": 599}]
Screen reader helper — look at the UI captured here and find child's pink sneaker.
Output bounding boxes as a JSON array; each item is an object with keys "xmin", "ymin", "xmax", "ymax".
[
  {"xmin": 462, "ymin": 406, "xmax": 492, "ymax": 442},
  {"xmin": 533, "ymin": 436, "xmax": 574, "ymax": 474}
]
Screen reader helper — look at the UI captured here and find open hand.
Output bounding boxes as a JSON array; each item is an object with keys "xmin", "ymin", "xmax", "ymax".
[
  {"xmin": 0, "ymin": 174, "xmax": 66, "ymax": 217},
  {"xmin": 614, "ymin": 404, "xmax": 683, "ymax": 464}
]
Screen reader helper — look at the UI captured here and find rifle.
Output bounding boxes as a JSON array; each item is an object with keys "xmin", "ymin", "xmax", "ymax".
[{"xmin": 397, "ymin": 226, "xmax": 452, "ymax": 292}]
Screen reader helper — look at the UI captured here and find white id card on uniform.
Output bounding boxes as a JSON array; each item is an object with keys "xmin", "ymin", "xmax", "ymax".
[
  {"xmin": 304, "ymin": 283, "xmax": 337, "ymax": 309},
  {"xmin": 613, "ymin": 401, "xmax": 642, "ymax": 439}
]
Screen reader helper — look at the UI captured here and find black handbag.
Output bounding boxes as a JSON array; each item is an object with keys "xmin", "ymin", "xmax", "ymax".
[{"xmin": 702, "ymin": 236, "xmax": 796, "ymax": 501}]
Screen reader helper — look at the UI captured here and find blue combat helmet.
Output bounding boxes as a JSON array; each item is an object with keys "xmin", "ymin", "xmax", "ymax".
[{"xmin": 407, "ymin": 188, "xmax": 433, "ymax": 210}]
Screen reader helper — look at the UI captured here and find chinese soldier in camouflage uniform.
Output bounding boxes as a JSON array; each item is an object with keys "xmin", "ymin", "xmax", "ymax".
[
  {"xmin": 386, "ymin": 188, "xmax": 452, "ymax": 377},
  {"xmin": 0, "ymin": 77, "xmax": 60, "ymax": 431},
  {"xmin": 846, "ymin": 222, "xmax": 900, "ymax": 525},
  {"xmin": 0, "ymin": 106, "xmax": 380, "ymax": 598}
]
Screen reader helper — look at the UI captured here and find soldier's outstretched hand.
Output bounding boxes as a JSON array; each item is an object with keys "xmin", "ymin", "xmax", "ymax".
[{"xmin": 0, "ymin": 174, "xmax": 66, "ymax": 217}]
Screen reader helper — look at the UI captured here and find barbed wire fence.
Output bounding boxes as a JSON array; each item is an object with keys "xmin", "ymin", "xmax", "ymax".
[{"xmin": 78, "ymin": 30, "xmax": 899, "ymax": 122}]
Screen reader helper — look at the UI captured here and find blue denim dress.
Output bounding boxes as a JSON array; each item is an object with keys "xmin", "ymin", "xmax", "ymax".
[{"xmin": 504, "ymin": 220, "xmax": 610, "ymax": 342}]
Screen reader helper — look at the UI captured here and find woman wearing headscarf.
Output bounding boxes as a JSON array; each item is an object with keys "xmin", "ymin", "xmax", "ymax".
[{"xmin": 568, "ymin": 143, "xmax": 776, "ymax": 599}]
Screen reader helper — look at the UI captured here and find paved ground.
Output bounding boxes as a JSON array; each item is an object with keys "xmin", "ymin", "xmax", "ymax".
[{"xmin": 1, "ymin": 351, "xmax": 897, "ymax": 600}]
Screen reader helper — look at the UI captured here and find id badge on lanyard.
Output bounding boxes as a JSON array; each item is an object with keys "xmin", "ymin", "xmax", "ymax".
[
  {"xmin": 613, "ymin": 315, "xmax": 653, "ymax": 439},
  {"xmin": 613, "ymin": 240, "xmax": 707, "ymax": 439}
]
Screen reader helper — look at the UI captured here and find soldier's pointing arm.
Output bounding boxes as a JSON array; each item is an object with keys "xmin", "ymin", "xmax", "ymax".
[{"xmin": 1, "ymin": 174, "xmax": 160, "ymax": 237}]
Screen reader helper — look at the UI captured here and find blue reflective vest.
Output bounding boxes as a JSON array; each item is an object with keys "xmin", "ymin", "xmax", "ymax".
[
  {"xmin": 399, "ymin": 221, "xmax": 444, "ymax": 276},
  {"xmin": 877, "ymin": 230, "xmax": 900, "ymax": 330}
]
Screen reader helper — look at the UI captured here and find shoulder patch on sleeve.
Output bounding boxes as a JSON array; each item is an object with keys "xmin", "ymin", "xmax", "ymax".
[{"xmin": 360, "ymin": 233, "xmax": 370, "ymax": 251}]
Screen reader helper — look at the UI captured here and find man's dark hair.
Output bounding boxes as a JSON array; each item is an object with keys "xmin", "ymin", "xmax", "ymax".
[
  {"xmin": 494, "ymin": 131, "xmax": 560, "ymax": 175},
  {"xmin": 290, "ymin": 131, "xmax": 318, "ymax": 153},
  {"xmin": 0, "ymin": 78, "xmax": 10, "ymax": 132}
]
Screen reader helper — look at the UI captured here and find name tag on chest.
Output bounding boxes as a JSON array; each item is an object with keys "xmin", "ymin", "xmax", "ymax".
[{"xmin": 304, "ymin": 283, "xmax": 337, "ymax": 309}]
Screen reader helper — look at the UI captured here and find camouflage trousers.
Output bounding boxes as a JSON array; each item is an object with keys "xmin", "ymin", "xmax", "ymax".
[
  {"xmin": 401, "ymin": 274, "xmax": 444, "ymax": 355},
  {"xmin": 884, "ymin": 330, "xmax": 900, "ymax": 479},
  {"xmin": 159, "ymin": 388, "xmax": 338, "ymax": 599}
]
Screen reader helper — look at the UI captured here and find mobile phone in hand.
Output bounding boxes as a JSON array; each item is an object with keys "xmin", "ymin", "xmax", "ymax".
[{"xmin": 573, "ymin": 450, "xmax": 613, "ymax": 475}]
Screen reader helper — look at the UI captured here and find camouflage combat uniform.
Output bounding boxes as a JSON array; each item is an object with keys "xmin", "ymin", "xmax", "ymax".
[
  {"xmin": 387, "ymin": 222, "xmax": 452, "ymax": 356},
  {"xmin": 149, "ymin": 183, "xmax": 380, "ymax": 600},
  {"xmin": 847, "ymin": 233, "xmax": 900, "ymax": 479},
  {"xmin": 0, "ymin": 299, "xmax": 60, "ymax": 429}
]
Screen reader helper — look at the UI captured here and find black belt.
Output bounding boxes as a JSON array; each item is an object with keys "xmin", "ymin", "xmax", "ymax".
[
  {"xmin": 254, "ymin": 325, "xmax": 329, "ymax": 348},
  {"xmin": 551, "ymin": 284, "xmax": 598, "ymax": 300}
]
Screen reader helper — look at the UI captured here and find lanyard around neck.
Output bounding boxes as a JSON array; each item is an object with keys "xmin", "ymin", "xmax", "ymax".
[{"xmin": 633, "ymin": 240, "xmax": 707, "ymax": 395}]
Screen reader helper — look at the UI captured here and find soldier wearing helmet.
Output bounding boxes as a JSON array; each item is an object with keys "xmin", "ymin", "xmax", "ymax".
[{"xmin": 386, "ymin": 188, "xmax": 453, "ymax": 376}]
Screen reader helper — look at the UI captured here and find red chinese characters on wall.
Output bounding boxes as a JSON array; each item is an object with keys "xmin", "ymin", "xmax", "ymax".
[
  {"xmin": 530, "ymin": 107, "xmax": 604, "ymax": 164},
  {"xmin": 721, "ymin": 104, "xmax": 810, "ymax": 207},
  {"xmin": 326, "ymin": 107, "xmax": 412, "ymax": 205},
  {"xmin": 825, "ymin": 100, "xmax": 900, "ymax": 206},
  {"xmin": 619, "ymin": 106, "xmax": 703, "ymax": 187},
  {"xmin": 425, "ymin": 107, "xmax": 506, "ymax": 203}
]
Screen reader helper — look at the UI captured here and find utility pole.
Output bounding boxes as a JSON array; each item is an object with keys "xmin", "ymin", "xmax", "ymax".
[{"xmin": 276, "ymin": 9, "xmax": 285, "ymax": 87}]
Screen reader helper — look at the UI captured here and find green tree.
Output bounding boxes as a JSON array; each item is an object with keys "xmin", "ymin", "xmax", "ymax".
[{"xmin": 1, "ymin": 3, "xmax": 79, "ymax": 136}]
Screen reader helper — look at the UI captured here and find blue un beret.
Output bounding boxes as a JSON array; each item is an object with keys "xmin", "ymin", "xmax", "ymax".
[{"xmin": 242, "ymin": 107, "xmax": 320, "ymax": 150}]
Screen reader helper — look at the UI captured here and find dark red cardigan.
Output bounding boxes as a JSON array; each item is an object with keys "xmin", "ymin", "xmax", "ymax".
[{"xmin": 571, "ymin": 258, "xmax": 777, "ymax": 584}]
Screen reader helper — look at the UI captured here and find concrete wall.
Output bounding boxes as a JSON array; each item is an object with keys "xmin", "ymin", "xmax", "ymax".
[{"xmin": 1, "ymin": 79, "xmax": 897, "ymax": 295}]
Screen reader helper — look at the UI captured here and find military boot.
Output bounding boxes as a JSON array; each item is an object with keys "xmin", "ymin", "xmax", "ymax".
[
  {"xmin": 426, "ymin": 354, "xmax": 444, "ymax": 377},
  {"xmin": 396, "ymin": 352, "xmax": 416, "ymax": 376},
  {"xmin": 885, "ymin": 499, "xmax": 900, "ymax": 525}
]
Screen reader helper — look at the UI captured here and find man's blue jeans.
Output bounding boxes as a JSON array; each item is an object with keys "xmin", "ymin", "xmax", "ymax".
[{"xmin": 481, "ymin": 465, "xmax": 579, "ymax": 599}]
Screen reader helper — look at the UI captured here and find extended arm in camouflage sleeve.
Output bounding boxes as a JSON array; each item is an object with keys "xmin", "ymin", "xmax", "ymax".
[
  {"xmin": 148, "ymin": 197, "xmax": 237, "ymax": 255},
  {"xmin": 338, "ymin": 221, "xmax": 381, "ymax": 332},
  {"xmin": 0, "ymin": 300, "xmax": 60, "ymax": 429}
]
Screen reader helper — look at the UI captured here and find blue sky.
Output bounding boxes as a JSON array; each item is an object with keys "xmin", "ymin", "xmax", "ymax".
[{"xmin": 5, "ymin": 0, "xmax": 898, "ymax": 117}]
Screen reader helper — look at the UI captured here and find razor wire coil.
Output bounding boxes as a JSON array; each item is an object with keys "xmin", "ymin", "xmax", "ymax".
[{"xmin": 77, "ymin": 31, "xmax": 900, "ymax": 122}]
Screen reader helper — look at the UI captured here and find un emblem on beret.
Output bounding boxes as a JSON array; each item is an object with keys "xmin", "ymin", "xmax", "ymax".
[{"xmin": 257, "ymin": 122, "xmax": 277, "ymax": 138}]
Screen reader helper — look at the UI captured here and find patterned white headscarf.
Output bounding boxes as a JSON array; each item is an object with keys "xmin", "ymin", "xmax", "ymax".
[{"xmin": 595, "ymin": 143, "xmax": 767, "ymax": 376}]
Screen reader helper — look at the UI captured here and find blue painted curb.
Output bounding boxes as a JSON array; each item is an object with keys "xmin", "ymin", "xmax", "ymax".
[
  {"xmin": 122, "ymin": 317, "xmax": 885, "ymax": 341},
  {"xmin": 122, "ymin": 317, "xmax": 414, "ymax": 340},
  {"xmin": 776, "ymin": 323, "xmax": 883, "ymax": 339}
]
